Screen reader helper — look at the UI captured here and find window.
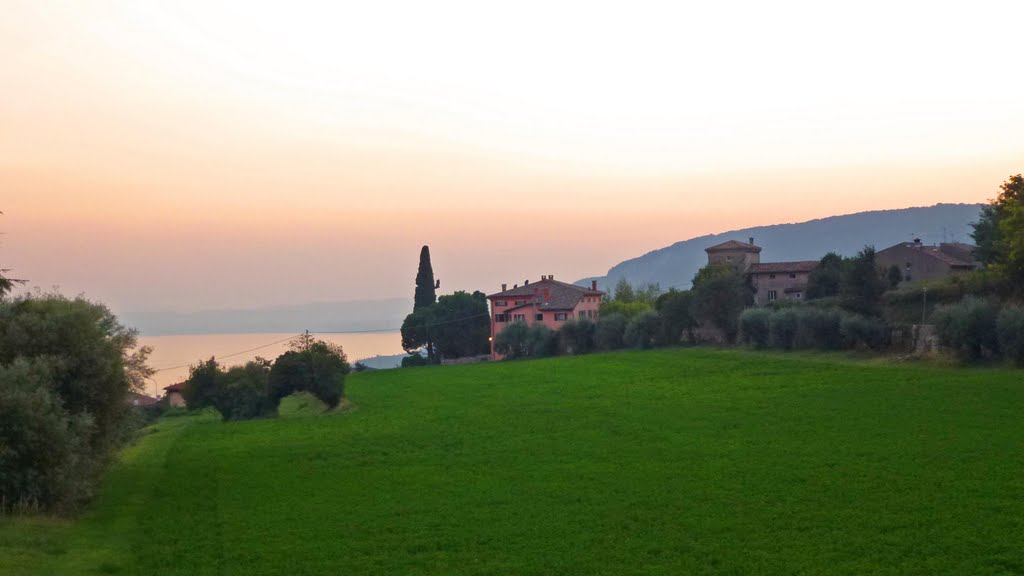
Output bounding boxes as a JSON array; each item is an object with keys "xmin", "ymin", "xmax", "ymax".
[
  {"xmin": 555, "ymin": 313, "xmax": 567, "ymax": 321},
  {"xmin": 769, "ymin": 274, "xmax": 776, "ymax": 279},
  {"xmin": 494, "ymin": 300, "xmax": 507, "ymax": 307},
  {"xmin": 579, "ymin": 311, "xmax": 587, "ymax": 319},
  {"xmin": 789, "ymin": 273, "xmax": 796, "ymax": 279},
  {"xmin": 494, "ymin": 314, "xmax": 507, "ymax": 322},
  {"xmin": 726, "ymin": 255, "xmax": 732, "ymax": 261},
  {"xmin": 514, "ymin": 300, "xmax": 526, "ymax": 306},
  {"xmin": 513, "ymin": 314, "xmax": 526, "ymax": 322},
  {"xmin": 794, "ymin": 292, "xmax": 802, "ymax": 299},
  {"xmin": 535, "ymin": 313, "xmax": 544, "ymax": 321},
  {"xmin": 767, "ymin": 290, "xmax": 777, "ymax": 301}
]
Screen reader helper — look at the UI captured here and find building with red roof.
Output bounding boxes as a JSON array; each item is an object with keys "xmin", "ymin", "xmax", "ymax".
[{"xmin": 486, "ymin": 275, "xmax": 605, "ymax": 358}]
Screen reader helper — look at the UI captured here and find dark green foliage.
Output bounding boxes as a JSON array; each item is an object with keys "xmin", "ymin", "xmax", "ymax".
[
  {"xmin": 180, "ymin": 358, "xmax": 220, "ymax": 411},
  {"xmin": 655, "ymin": 289, "xmax": 697, "ymax": 345},
  {"xmin": 268, "ymin": 339, "xmax": 349, "ymax": 409},
  {"xmin": 400, "ymin": 306, "xmax": 434, "ymax": 358},
  {"xmin": 0, "ymin": 359, "xmax": 94, "ymax": 513},
  {"xmin": 600, "ymin": 279, "xmax": 658, "ymax": 318},
  {"xmin": 215, "ymin": 361, "xmax": 275, "ymax": 421},
  {"xmin": 400, "ymin": 354, "xmax": 430, "ymax": 368},
  {"xmin": 839, "ymin": 314, "xmax": 888, "ymax": 351},
  {"xmin": 886, "ymin": 264, "xmax": 903, "ymax": 289},
  {"xmin": 413, "ymin": 245, "xmax": 437, "ymax": 312},
  {"xmin": 739, "ymin": 308, "xmax": 771, "ymax": 348},
  {"xmin": 793, "ymin": 307, "xmax": 844, "ymax": 350},
  {"xmin": 840, "ymin": 246, "xmax": 887, "ymax": 316},
  {"xmin": 0, "ymin": 294, "xmax": 150, "ymax": 514},
  {"xmin": 593, "ymin": 313, "xmax": 628, "ymax": 351},
  {"xmin": 691, "ymin": 264, "xmax": 752, "ymax": 343},
  {"xmin": 624, "ymin": 310, "xmax": 660, "ymax": 349},
  {"xmin": 559, "ymin": 318, "xmax": 595, "ymax": 355},
  {"xmin": 494, "ymin": 321, "xmax": 531, "ymax": 359},
  {"xmin": 527, "ymin": 324, "xmax": 559, "ymax": 358},
  {"xmin": 427, "ymin": 291, "xmax": 490, "ymax": 359},
  {"xmin": 806, "ymin": 252, "xmax": 844, "ymax": 299},
  {"xmin": 933, "ymin": 297, "xmax": 1000, "ymax": 361},
  {"xmin": 996, "ymin": 307, "xmax": 1024, "ymax": 366},
  {"xmin": 769, "ymin": 308, "xmax": 799, "ymax": 350},
  {"xmin": 494, "ymin": 322, "xmax": 558, "ymax": 359},
  {"xmin": 972, "ymin": 175, "xmax": 1023, "ymax": 266}
]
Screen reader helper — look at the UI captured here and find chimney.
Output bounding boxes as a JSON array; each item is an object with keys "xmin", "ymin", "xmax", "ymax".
[
  {"xmin": 501, "ymin": 283, "xmax": 507, "ymax": 292},
  {"xmin": 749, "ymin": 237, "xmax": 754, "ymax": 245},
  {"xmin": 591, "ymin": 280, "xmax": 597, "ymax": 291},
  {"xmin": 549, "ymin": 274, "xmax": 554, "ymax": 280},
  {"xmin": 525, "ymin": 279, "xmax": 529, "ymax": 285},
  {"xmin": 541, "ymin": 275, "xmax": 547, "ymax": 281},
  {"xmin": 913, "ymin": 238, "xmax": 921, "ymax": 245}
]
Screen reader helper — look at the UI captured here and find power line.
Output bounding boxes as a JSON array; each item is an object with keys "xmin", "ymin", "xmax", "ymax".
[
  {"xmin": 151, "ymin": 333, "xmax": 302, "ymax": 373},
  {"xmin": 149, "ymin": 311, "xmax": 492, "ymax": 373}
]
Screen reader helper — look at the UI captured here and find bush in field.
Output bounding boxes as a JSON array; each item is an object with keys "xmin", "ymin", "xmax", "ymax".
[
  {"xmin": 794, "ymin": 307, "xmax": 844, "ymax": 350},
  {"xmin": 268, "ymin": 337, "xmax": 350, "ymax": 409},
  {"xmin": 216, "ymin": 360, "xmax": 276, "ymax": 421},
  {"xmin": 181, "ymin": 357, "xmax": 221, "ymax": 411},
  {"xmin": 400, "ymin": 353, "xmax": 430, "ymax": 368},
  {"xmin": 933, "ymin": 297, "xmax": 1000, "ymax": 361},
  {"xmin": 495, "ymin": 321, "xmax": 531, "ymax": 359},
  {"xmin": 0, "ymin": 294, "xmax": 151, "ymax": 514},
  {"xmin": 840, "ymin": 314, "xmax": 888, "ymax": 351},
  {"xmin": 624, "ymin": 310, "xmax": 661, "ymax": 349},
  {"xmin": 691, "ymin": 264, "xmax": 752, "ymax": 343},
  {"xmin": 559, "ymin": 318, "xmax": 595, "ymax": 355},
  {"xmin": 996, "ymin": 307, "xmax": 1024, "ymax": 366},
  {"xmin": 594, "ymin": 313, "xmax": 628, "ymax": 351},
  {"xmin": 656, "ymin": 289, "xmax": 697, "ymax": 345},
  {"xmin": 739, "ymin": 308, "xmax": 771, "ymax": 348},
  {"xmin": 494, "ymin": 322, "xmax": 558, "ymax": 359},
  {"xmin": 527, "ymin": 324, "xmax": 559, "ymax": 358},
  {"xmin": 769, "ymin": 309, "xmax": 799, "ymax": 350},
  {"xmin": 0, "ymin": 359, "xmax": 95, "ymax": 513}
]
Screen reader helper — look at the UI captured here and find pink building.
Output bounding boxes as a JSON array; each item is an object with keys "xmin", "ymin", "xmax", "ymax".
[{"xmin": 487, "ymin": 275, "xmax": 605, "ymax": 358}]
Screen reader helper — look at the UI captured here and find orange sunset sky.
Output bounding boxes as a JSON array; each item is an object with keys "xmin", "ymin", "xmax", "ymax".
[{"xmin": 2, "ymin": 1, "xmax": 1022, "ymax": 314}]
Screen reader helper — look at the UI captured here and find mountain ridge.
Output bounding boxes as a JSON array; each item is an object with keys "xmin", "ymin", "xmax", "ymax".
[{"xmin": 578, "ymin": 203, "xmax": 983, "ymax": 292}]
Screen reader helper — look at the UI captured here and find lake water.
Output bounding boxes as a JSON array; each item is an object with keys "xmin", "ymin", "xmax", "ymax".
[{"xmin": 140, "ymin": 331, "xmax": 403, "ymax": 396}]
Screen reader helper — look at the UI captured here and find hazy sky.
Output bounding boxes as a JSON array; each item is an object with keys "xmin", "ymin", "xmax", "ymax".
[{"xmin": 2, "ymin": 1, "xmax": 1022, "ymax": 314}]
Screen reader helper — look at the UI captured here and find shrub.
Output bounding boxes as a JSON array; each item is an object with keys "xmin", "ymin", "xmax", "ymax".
[
  {"xmin": 494, "ymin": 321, "xmax": 531, "ymax": 359},
  {"xmin": 559, "ymin": 318, "xmax": 595, "ymax": 355},
  {"xmin": 0, "ymin": 359, "xmax": 95, "ymax": 514},
  {"xmin": 215, "ymin": 361, "xmax": 275, "ymax": 421},
  {"xmin": 527, "ymin": 324, "xmax": 559, "ymax": 358},
  {"xmin": 933, "ymin": 297, "xmax": 1000, "ymax": 361},
  {"xmin": 996, "ymin": 307, "xmax": 1024, "ymax": 366},
  {"xmin": 769, "ymin": 309, "xmax": 799, "ymax": 350},
  {"xmin": 400, "ymin": 354, "xmax": 430, "ymax": 368},
  {"xmin": 594, "ymin": 314, "xmax": 628, "ymax": 351},
  {"xmin": 840, "ymin": 314, "xmax": 888, "ymax": 351},
  {"xmin": 794, "ymin": 307, "xmax": 844, "ymax": 350},
  {"xmin": 268, "ymin": 340, "xmax": 350, "ymax": 410},
  {"xmin": 656, "ymin": 290, "xmax": 697, "ymax": 345},
  {"xmin": 0, "ymin": 294, "xmax": 150, "ymax": 514},
  {"xmin": 624, "ymin": 310, "xmax": 661, "ymax": 349},
  {"xmin": 738, "ymin": 308, "xmax": 771, "ymax": 348}
]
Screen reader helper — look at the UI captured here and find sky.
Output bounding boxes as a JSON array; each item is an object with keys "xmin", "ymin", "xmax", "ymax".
[{"xmin": 2, "ymin": 0, "xmax": 1022, "ymax": 315}]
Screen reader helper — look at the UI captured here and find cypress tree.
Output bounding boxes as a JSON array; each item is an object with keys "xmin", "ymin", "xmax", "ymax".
[{"xmin": 414, "ymin": 246, "xmax": 437, "ymax": 312}]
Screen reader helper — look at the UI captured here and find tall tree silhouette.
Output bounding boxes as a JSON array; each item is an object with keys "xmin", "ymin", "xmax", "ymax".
[{"xmin": 414, "ymin": 245, "xmax": 437, "ymax": 311}]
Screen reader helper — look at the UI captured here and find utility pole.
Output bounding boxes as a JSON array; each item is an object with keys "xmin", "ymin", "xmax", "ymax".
[{"xmin": 922, "ymin": 287, "xmax": 928, "ymax": 324}]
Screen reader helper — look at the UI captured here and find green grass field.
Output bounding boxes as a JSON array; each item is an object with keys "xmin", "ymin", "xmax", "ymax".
[{"xmin": 2, "ymin": 349, "xmax": 1023, "ymax": 575}]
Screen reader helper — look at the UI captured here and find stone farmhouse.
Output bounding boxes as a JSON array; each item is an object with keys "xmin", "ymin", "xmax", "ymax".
[
  {"xmin": 704, "ymin": 238, "xmax": 818, "ymax": 305},
  {"xmin": 163, "ymin": 382, "xmax": 187, "ymax": 408},
  {"xmin": 875, "ymin": 239, "xmax": 979, "ymax": 284},
  {"xmin": 487, "ymin": 276, "xmax": 605, "ymax": 358}
]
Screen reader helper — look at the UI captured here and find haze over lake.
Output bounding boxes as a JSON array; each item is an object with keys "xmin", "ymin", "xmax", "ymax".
[{"xmin": 141, "ymin": 331, "xmax": 403, "ymax": 393}]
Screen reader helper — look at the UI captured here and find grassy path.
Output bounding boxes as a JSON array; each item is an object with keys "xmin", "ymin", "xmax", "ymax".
[{"xmin": 2, "ymin": 349, "xmax": 1023, "ymax": 575}]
